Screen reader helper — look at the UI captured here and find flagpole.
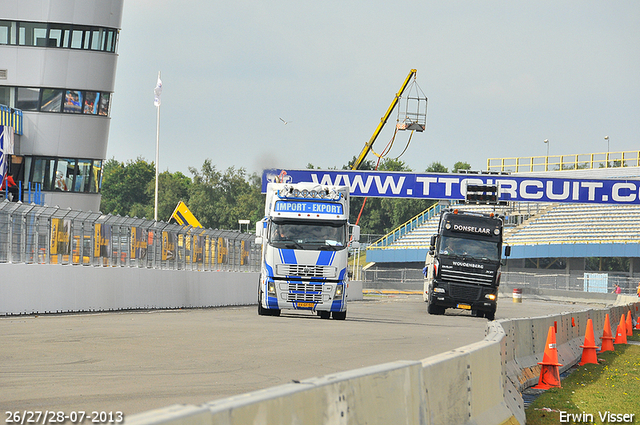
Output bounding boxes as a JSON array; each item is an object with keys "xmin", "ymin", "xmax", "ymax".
[{"xmin": 154, "ymin": 71, "xmax": 161, "ymax": 222}]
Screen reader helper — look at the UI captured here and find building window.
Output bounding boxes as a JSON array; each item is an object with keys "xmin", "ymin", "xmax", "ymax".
[
  {"xmin": 18, "ymin": 22, "xmax": 48, "ymax": 46},
  {"xmin": 76, "ymin": 159, "xmax": 92, "ymax": 192},
  {"xmin": 92, "ymin": 160, "xmax": 102, "ymax": 193},
  {"xmin": 63, "ymin": 90, "xmax": 83, "ymax": 113},
  {"xmin": 0, "ymin": 20, "xmax": 118, "ymax": 52},
  {"xmin": 41, "ymin": 89, "xmax": 63, "ymax": 112},
  {"xmin": 55, "ymin": 158, "xmax": 76, "ymax": 191},
  {"xmin": 31, "ymin": 157, "xmax": 57, "ymax": 191},
  {"xmin": 16, "ymin": 87, "xmax": 40, "ymax": 111},
  {"xmin": 0, "ymin": 20, "xmax": 11, "ymax": 44},
  {"xmin": 0, "ymin": 86, "xmax": 12, "ymax": 106},
  {"xmin": 1, "ymin": 86, "xmax": 112, "ymax": 117},
  {"xmin": 98, "ymin": 93, "xmax": 110, "ymax": 116},
  {"xmin": 22, "ymin": 156, "xmax": 103, "ymax": 193}
]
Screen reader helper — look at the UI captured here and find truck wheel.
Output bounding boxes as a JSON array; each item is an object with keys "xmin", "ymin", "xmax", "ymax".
[
  {"xmin": 472, "ymin": 309, "xmax": 484, "ymax": 318},
  {"xmin": 318, "ymin": 311, "xmax": 331, "ymax": 319},
  {"xmin": 257, "ymin": 283, "xmax": 267, "ymax": 316},
  {"xmin": 332, "ymin": 311, "xmax": 347, "ymax": 320},
  {"xmin": 427, "ymin": 301, "xmax": 445, "ymax": 315},
  {"xmin": 485, "ymin": 309, "xmax": 496, "ymax": 321}
]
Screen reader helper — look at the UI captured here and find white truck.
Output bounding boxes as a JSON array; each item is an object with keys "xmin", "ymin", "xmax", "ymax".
[{"xmin": 255, "ymin": 182, "xmax": 360, "ymax": 320}]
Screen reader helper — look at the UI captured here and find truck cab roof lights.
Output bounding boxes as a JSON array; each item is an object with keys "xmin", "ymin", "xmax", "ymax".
[{"xmin": 279, "ymin": 185, "xmax": 342, "ymax": 201}]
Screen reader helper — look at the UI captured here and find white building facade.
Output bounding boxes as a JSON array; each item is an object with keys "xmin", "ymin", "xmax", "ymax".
[{"xmin": 0, "ymin": 0, "xmax": 124, "ymax": 211}]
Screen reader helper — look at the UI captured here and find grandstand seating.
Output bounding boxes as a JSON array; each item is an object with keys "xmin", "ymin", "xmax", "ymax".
[{"xmin": 372, "ymin": 202, "xmax": 640, "ymax": 249}]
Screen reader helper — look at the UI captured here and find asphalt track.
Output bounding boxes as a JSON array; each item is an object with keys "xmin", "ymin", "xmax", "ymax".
[{"xmin": 0, "ymin": 294, "xmax": 595, "ymax": 417}]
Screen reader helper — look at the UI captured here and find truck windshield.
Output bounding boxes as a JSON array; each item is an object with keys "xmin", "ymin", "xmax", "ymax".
[
  {"xmin": 438, "ymin": 236, "xmax": 500, "ymax": 261},
  {"xmin": 269, "ymin": 220, "xmax": 347, "ymax": 250}
]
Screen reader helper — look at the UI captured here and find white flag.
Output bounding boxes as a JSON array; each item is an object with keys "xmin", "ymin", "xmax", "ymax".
[{"xmin": 154, "ymin": 74, "xmax": 163, "ymax": 106}]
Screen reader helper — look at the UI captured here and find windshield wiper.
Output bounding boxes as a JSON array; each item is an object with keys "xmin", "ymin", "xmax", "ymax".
[
  {"xmin": 318, "ymin": 245, "xmax": 341, "ymax": 251},
  {"xmin": 272, "ymin": 239, "xmax": 304, "ymax": 249}
]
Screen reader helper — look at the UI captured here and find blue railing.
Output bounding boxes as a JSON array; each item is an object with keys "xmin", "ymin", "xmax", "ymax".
[
  {"xmin": 0, "ymin": 104, "xmax": 23, "ymax": 135},
  {"xmin": 368, "ymin": 202, "xmax": 443, "ymax": 250}
]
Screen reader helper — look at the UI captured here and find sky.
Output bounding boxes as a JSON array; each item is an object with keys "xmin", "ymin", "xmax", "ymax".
[{"xmin": 107, "ymin": 1, "xmax": 640, "ymax": 178}]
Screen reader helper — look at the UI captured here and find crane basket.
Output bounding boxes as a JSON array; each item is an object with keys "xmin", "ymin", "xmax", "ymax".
[{"xmin": 396, "ymin": 79, "xmax": 427, "ymax": 132}]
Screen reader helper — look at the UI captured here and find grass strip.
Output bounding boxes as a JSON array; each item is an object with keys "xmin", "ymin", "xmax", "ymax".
[{"xmin": 526, "ymin": 330, "xmax": 640, "ymax": 424}]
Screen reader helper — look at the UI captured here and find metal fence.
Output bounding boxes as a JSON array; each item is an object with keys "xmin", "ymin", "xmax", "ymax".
[
  {"xmin": 501, "ymin": 271, "xmax": 639, "ymax": 295},
  {"xmin": 359, "ymin": 267, "xmax": 640, "ymax": 295},
  {"xmin": 360, "ymin": 267, "xmax": 424, "ymax": 285},
  {"xmin": 0, "ymin": 200, "xmax": 260, "ymax": 271}
]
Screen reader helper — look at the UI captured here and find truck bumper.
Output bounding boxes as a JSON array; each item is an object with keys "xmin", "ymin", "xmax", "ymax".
[
  {"xmin": 261, "ymin": 278, "xmax": 347, "ymax": 313},
  {"xmin": 429, "ymin": 281, "xmax": 497, "ymax": 313}
]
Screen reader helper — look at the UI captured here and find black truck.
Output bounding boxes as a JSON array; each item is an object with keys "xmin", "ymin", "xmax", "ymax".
[{"xmin": 423, "ymin": 208, "xmax": 510, "ymax": 320}]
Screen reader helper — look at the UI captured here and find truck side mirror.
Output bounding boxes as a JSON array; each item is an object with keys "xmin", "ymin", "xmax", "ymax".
[
  {"xmin": 350, "ymin": 224, "xmax": 361, "ymax": 242},
  {"xmin": 429, "ymin": 235, "xmax": 436, "ymax": 250},
  {"xmin": 255, "ymin": 220, "xmax": 265, "ymax": 244},
  {"xmin": 504, "ymin": 245, "xmax": 511, "ymax": 257}
]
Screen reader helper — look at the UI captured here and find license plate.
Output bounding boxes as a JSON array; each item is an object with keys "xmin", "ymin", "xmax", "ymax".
[
  {"xmin": 297, "ymin": 302, "xmax": 314, "ymax": 308},
  {"xmin": 457, "ymin": 303, "xmax": 471, "ymax": 310}
]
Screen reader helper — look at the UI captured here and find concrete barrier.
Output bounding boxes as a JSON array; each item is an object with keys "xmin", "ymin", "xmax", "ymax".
[
  {"xmin": 123, "ymin": 292, "xmax": 639, "ymax": 425},
  {"xmin": 0, "ymin": 264, "xmax": 259, "ymax": 315}
]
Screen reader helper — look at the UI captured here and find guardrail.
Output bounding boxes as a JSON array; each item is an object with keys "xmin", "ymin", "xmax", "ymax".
[
  {"xmin": 487, "ymin": 150, "xmax": 640, "ymax": 173},
  {"xmin": 0, "ymin": 104, "xmax": 23, "ymax": 135},
  {"xmin": 125, "ymin": 293, "xmax": 640, "ymax": 425}
]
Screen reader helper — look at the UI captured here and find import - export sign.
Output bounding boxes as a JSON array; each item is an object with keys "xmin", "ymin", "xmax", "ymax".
[{"xmin": 262, "ymin": 169, "xmax": 640, "ymax": 205}]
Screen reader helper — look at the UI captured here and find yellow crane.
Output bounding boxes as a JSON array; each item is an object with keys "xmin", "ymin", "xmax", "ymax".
[{"xmin": 351, "ymin": 69, "xmax": 426, "ymax": 170}]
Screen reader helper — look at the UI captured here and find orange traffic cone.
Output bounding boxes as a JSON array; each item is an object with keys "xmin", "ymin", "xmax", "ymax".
[
  {"xmin": 600, "ymin": 314, "xmax": 615, "ymax": 352},
  {"xmin": 579, "ymin": 319, "xmax": 598, "ymax": 365},
  {"xmin": 635, "ymin": 315, "xmax": 640, "ymax": 330},
  {"xmin": 533, "ymin": 326, "xmax": 563, "ymax": 389},
  {"xmin": 626, "ymin": 311, "xmax": 633, "ymax": 336},
  {"xmin": 614, "ymin": 314, "xmax": 627, "ymax": 345}
]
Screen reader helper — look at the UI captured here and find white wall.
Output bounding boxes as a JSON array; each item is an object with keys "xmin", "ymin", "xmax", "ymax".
[{"xmin": 0, "ymin": 264, "xmax": 259, "ymax": 315}]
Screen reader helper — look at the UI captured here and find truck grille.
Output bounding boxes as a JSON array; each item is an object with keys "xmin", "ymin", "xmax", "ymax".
[
  {"xmin": 449, "ymin": 284, "xmax": 481, "ymax": 301},
  {"xmin": 440, "ymin": 269, "xmax": 493, "ymax": 286},
  {"xmin": 277, "ymin": 264, "xmax": 336, "ymax": 278},
  {"xmin": 286, "ymin": 283, "xmax": 324, "ymax": 302}
]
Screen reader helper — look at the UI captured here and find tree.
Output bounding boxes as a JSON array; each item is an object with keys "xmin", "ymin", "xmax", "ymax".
[
  {"xmin": 188, "ymin": 160, "xmax": 264, "ymax": 229},
  {"xmin": 100, "ymin": 157, "xmax": 155, "ymax": 216},
  {"xmin": 426, "ymin": 161, "xmax": 448, "ymax": 173},
  {"xmin": 145, "ymin": 170, "xmax": 192, "ymax": 222},
  {"xmin": 453, "ymin": 161, "xmax": 471, "ymax": 172}
]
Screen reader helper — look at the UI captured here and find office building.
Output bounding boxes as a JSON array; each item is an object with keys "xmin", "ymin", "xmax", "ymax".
[{"xmin": 0, "ymin": 0, "xmax": 124, "ymax": 211}]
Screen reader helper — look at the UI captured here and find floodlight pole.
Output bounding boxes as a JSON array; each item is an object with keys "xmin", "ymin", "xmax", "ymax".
[{"xmin": 154, "ymin": 72, "xmax": 161, "ymax": 222}]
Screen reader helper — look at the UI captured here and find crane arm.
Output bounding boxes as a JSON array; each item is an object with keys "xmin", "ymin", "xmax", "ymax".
[{"xmin": 351, "ymin": 69, "xmax": 417, "ymax": 170}]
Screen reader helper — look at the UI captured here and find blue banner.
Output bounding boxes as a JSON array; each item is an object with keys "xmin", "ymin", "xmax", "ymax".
[{"xmin": 262, "ymin": 169, "xmax": 640, "ymax": 205}]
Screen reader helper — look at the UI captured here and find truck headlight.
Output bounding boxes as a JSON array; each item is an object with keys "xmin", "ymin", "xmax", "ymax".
[
  {"xmin": 433, "ymin": 287, "xmax": 445, "ymax": 293},
  {"xmin": 335, "ymin": 284, "xmax": 344, "ymax": 297},
  {"xmin": 485, "ymin": 293, "xmax": 496, "ymax": 301},
  {"xmin": 268, "ymin": 281, "xmax": 276, "ymax": 295}
]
